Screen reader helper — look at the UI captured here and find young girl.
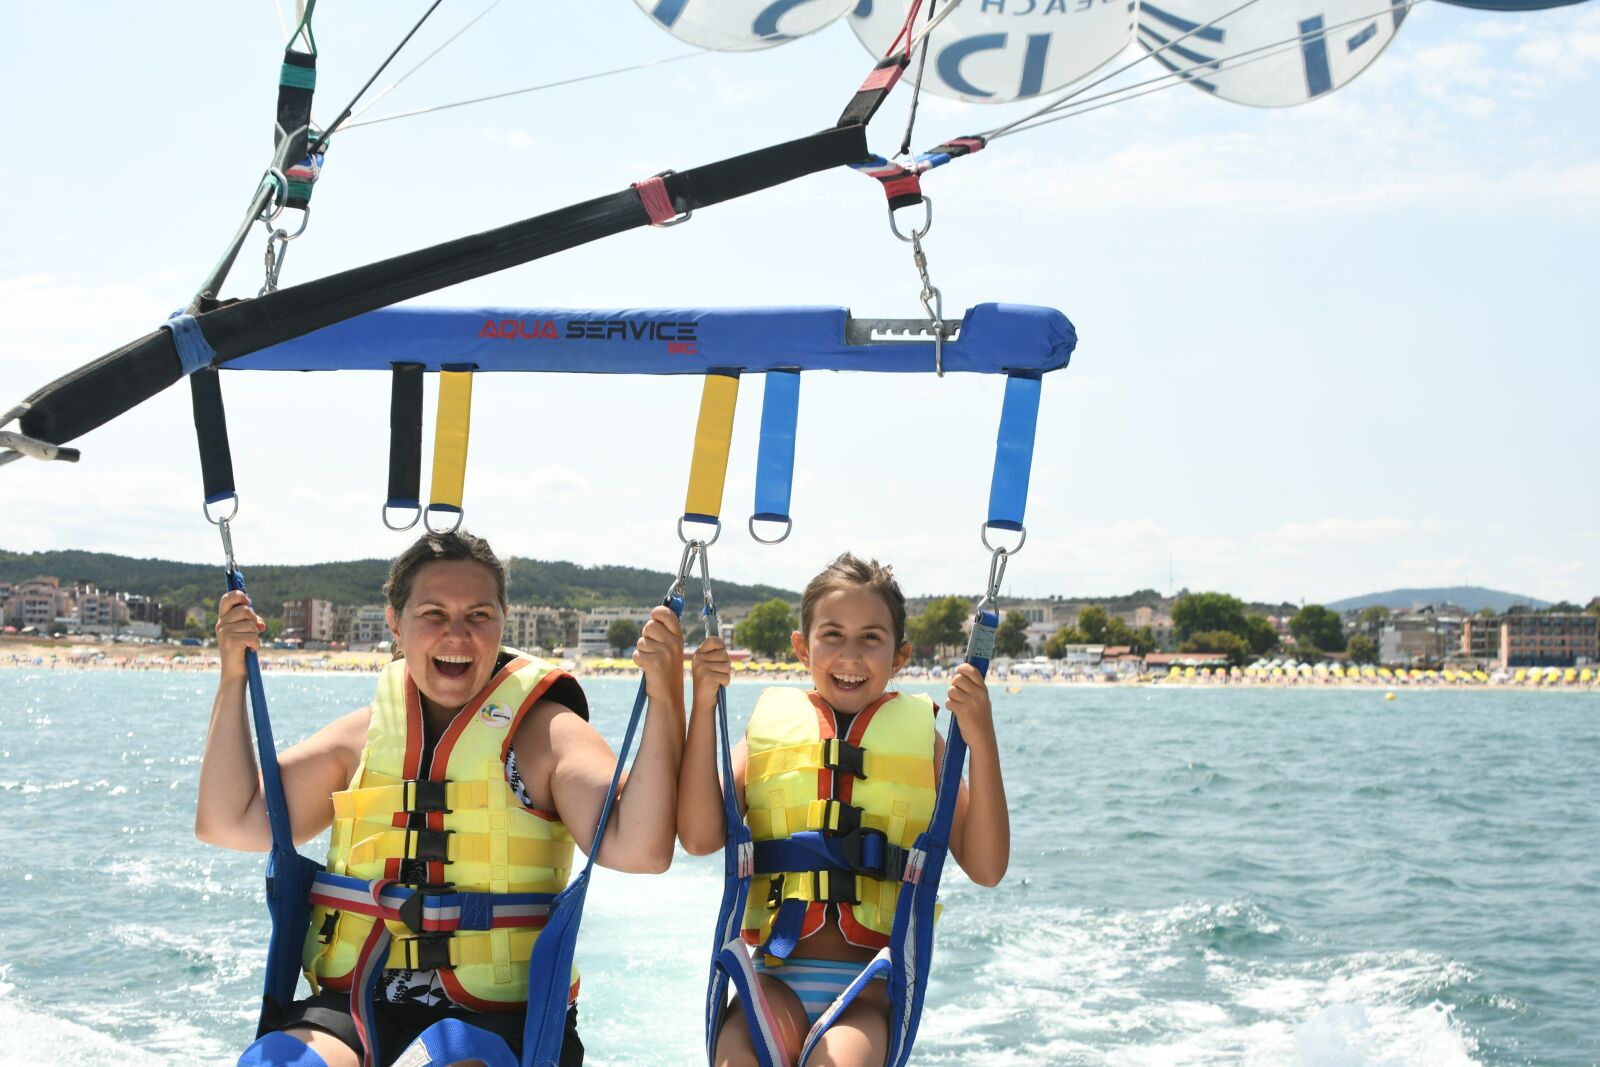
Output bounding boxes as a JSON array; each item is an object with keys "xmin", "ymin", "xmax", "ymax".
[{"xmin": 678, "ymin": 553, "xmax": 1010, "ymax": 1067}]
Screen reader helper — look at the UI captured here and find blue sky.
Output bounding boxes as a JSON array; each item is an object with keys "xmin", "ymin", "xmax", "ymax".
[{"xmin": 2, "ymin": 2, "xmax": 1595, "ymax": 604}]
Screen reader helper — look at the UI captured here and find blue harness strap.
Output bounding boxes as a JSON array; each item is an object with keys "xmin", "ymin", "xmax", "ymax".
[
  {"xmin": 987, "ymin": 372, "xmax": 1041, "ymax": 533},
  {"xmin": 237, "ymin": 1030, "xmax": 330, "ymax": 1067},
  {"xmin": 402, "ymin": 1019, "xmax": 518, "ymax": 1067},
  {"xmin": 520, "ymin": 602, "xmax": 666, "ymax": 1067},
  {"xmin": 752, "ymin": 369, "xmax": 800, "ymax": 529},
  {"xmin": 226, "ymin": 566, "xmax": 326, "ymax": 1041}
]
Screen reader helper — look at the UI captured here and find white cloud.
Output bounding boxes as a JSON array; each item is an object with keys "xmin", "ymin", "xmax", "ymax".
[{"xmin": 1256, "ymin": 517, "xmax": 1443, "ymax": 551}]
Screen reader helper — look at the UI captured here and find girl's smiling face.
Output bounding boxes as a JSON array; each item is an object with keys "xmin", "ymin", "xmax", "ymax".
[
  {"xmin": 387, "ymin": 558, "xmax": 505, "ymax": 717},
  {"xmin": 792, "ymin": 585, "xmax": 912, "ymax": 714}
]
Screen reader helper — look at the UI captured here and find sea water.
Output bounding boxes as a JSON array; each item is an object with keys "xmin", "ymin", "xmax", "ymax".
[{"xmin": 0, "ymin": 671, "xmax": 1595, "ymax": 1066}]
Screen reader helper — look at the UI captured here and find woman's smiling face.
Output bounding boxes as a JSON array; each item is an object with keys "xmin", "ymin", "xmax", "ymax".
[
  {"xmin": 792, "ymin": 585, "xmax": 912, "ymax": 714},
  {"xmin": 388, "ymin": 558, "xmax": 505, "ymax": 716}
]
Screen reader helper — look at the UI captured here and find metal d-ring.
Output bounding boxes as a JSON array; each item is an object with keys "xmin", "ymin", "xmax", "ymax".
[
  {"xmin": 677, "ymin": 515, "xmax": 721, "ymax": 547},
  {"xmin": 204, "ymin": 492, "xmax": 240, "ymax": 526},
  {"xmin": 424, "ymin": 504, "xmax": 465, "ymax": 535},
  {"xmin": 980, "ymin": 522, "xmax": 1026, "ymax": 557},
  {"xmin": 748, "ymin": 515, "xmax": 792, "ymax": 545},
  {"xmin": 382, "ymin": 502, "xmax": 422, "ymax": 532},
  {"xmin": 889, "ymin": 194, "xmax": 933, "ymax": 243}
]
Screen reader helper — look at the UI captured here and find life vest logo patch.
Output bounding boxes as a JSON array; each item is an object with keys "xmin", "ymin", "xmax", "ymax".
[{"xmin": 478, "ymin": 702, "xmax": 514, "ymax": 729}]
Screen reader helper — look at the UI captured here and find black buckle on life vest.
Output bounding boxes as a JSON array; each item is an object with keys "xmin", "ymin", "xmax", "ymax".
[
  {"xmin": 823, "ymin": 739, "xmax": 867, "ymax": 779},
  {"xmin": 820, "ymin": 800, "xmax": 863, "ymax": 834},
  {"xmin": 836, "ymin": 828, "xmax": 905, "ymax": 881},
  {"xmin": 766, "ymin": 876, "xmax": 785, "ymax": 910},
  {"xmin": 809, "ymin": 869, "xmax": 860, "ymax": 906},
  {"xmin": 406, "ymin": 827, "xmax": 454, "ymax": 864},
  {"xmin": 317, "ymin": 910, "xmax": 340, "ymax": 945},
  {"xmin": 405, "ymin": 779, "xmax": 451, "ymax": 814},
  {"xmin": 398, "ymin": 933, "xmax": 455, "ymax": 971}
]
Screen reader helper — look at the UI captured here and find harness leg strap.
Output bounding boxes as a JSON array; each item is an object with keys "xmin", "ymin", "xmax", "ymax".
[
  {"xmin": 402, "ymin": 1018, "xmax": 518, "ymax": 1067},
  {"xmin": 237, "ymin": 1031, "xmax": 331, "ymax": 1067}
]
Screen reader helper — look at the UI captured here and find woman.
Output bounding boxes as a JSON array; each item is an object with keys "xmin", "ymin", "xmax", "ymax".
[{"xmin": 198, "ymin": 531, "xmax": 685, "ymax": 1067}]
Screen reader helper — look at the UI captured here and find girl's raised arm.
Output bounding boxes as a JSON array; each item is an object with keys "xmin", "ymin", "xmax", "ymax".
[
  {"xmin": 678, "ymin": 636, "xmax": 742, "ymax": 855},
  {"xmin": 943, "ymin": 663, "xmax": 1010, "ymax": 887}
]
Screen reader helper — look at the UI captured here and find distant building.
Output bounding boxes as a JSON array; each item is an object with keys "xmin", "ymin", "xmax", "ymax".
[
  {"xmin": 1494, "ymin": 611, "xmax": 1599, "ymax": 669},
  {"xmin": 282, "ymin": 598, "xmax": 334, "ymax": 644},
  {"xmin": 1460, "ymin": 616, "xmax": 1501, "ymax": 665},
  {"xmin": 9, "ymin": 577, "xmax": 69, "ymax": 631},
  {"xmin": 330, "ymin": 605, "xmax": 359, "ymax": 647},
  {"xmin": 578, "ymin": 606, "xmax": 654, "ymax": 655},
  {"xmin": 506, "ymin": 605, "xmax": 580, "ymax": 653},
  {"xmin": 1124, "ymin": 606, "xmax": 1175, "ymax": 650},
  {"xmin": 76, "ymin": 588, "xmax": 127, "ymax": 635},
  {"xmin": 349, "ymin": 605, "xmax": 389, "ymax": 650},
  {"xmin": 1379, "ymin": 608, "xmax": 1465, "ymax": 667}
]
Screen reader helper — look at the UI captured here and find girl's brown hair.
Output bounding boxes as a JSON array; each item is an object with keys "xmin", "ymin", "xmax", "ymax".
[
  {"xmin": 383, "ymin": 530, "xmax": 508, "ymax": 612},
  {"xmin": 799, "ymin": 553, "xmax": 908, "ymax": 647}
]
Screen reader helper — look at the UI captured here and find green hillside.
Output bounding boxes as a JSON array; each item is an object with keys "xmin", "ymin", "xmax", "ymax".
[{"xmin": 0, "ymin": 549, "xmax": 797, "ymax": 613}]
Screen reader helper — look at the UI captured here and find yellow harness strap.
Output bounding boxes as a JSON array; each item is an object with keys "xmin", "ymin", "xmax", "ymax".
[
  {"xmin": 332, "ymin": 779, "xmax": 490, "ymax": 821},
  {"xmin": 683, "ymin": 370, "xmax": 739, "ymax": 523},
  {"xmin": 745, "ymin": 742, "xmax": 935, "ymax": 791},
  {"xmin": 341, "ymin": 827, "xmax": 570, "ymax": 871},
  {"xmin": 387, "ymin": 928, "xmax": 541, "ymax": 971},
  {"xmin": 429, "ymin": 368, "xmax": 473, "ymax": 516}
]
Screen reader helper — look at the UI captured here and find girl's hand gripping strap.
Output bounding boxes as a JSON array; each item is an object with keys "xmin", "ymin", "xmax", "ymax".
[{"xmin": 521, "ymin": 589, "xmax": 684, "ymax": 1067}]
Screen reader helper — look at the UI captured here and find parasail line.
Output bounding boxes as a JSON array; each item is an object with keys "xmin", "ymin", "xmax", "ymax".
[
  {"xmin": 317, "ymin": 0, "xmax": 447, "ymax": 147},
  {"xmin": 898, "ymin": 0, "xmax": 940, "ymax": 158},
  {"xmin": 906, "ymin": 0, "xmax": 968, "ymax": 53},
  {"xmin": 990, "ymin": 0, "xmax": 1428, "ymax": 139},
  {"xmin": 342, "ymin": 50, "xmax": 709, "ymax": 131},
  {"xmin": 978, "ymin": 0, "xmax": 1276, "ymax": 141},
  {"xmin": 348, "ymin": 0, "xmax": 507, "ymax": 124}
]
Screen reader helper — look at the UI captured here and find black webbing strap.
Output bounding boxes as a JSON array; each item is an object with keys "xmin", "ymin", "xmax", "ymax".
[
  {"xmin": 387, "ymin": 363, "xmax": 424, "ymax": 514},
  {"xmin": 18, "ymin": 124, "xmax": 869, "ymax": 449},
  {"xmin": 276, "ymin": 50, "xmax": 317, "ymax": 209},
  {"xmin": 188, "ymin": 368, "xmax": 236, "ymax": 506},
  {"xmin": 837, "ymin": 55, "xmax": 909, "ymax": 129}
]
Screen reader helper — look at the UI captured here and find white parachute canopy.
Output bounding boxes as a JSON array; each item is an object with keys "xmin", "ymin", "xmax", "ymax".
[
  {"xmin": 634, "ymin": 0, "xmax": 858, "ymax": 51},
  {"xmin": 849, "ymin": 0, "xmax": 1137, "ymax": 104},
  {"xmin": 1136, "ymin": 0, "xmax": 1410, "ymax": 107}
]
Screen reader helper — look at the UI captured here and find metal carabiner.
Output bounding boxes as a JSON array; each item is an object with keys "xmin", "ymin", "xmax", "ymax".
[{"xmin": 668, "ymin": 540, "xmax": 696, "ymax": 600}]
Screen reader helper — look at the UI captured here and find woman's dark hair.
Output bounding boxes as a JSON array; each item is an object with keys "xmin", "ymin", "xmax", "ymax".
[
  {"xmin": 799, "ymin": 553, "xmax": 908, "ymax": 647},
  {"xmin": 383, "ymin": 530, "xmax": 508, "ymax": 612}
]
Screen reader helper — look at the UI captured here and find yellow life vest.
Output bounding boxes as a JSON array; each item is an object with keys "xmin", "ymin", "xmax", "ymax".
[
  {"xmin": 303, "ymin": 650, "xmax": 578, "ymax": 1011},
  {"xmin": 741, "ymin": 687, "xmax": 937, "ymax": 950}
]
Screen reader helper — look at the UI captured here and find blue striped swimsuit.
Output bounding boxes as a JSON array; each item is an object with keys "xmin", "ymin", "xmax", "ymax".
[{"xmin": 751, "ymin": 957, "xmax": 864, "ymax": 1025}]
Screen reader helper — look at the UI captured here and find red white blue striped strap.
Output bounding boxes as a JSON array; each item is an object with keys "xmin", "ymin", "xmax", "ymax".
[{"xmin": 310, "ymin": 871, "xmax": 555, "ymax": 932}]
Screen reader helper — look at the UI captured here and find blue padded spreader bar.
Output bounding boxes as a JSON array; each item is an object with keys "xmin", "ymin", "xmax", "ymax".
[
  {"xmin": 753, "ymin": 370, "xmax": 800, "ymax": 522},
  {"xmin": 228, "ymin": 303, "xmax": 1074, "ymax": 376},
  {"xmin": 987, "ymin": 373, "xmax": 1041, "ymax": 532}
]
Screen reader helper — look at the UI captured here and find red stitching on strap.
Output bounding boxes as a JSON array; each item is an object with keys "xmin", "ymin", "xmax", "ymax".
[
  {"xmin": 883, "ymin": 175, "xmax": 922, "ymax": 201},
  {"xmin": 632, "ymin": 176, "xmax": 678, "ymax": 225},
  {"xmin": 858, "ymin": 63, "xmax": 903, "ymax": 94}
]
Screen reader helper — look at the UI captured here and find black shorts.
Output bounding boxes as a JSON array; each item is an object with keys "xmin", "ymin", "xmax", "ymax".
[{"xmin": 275, "ymin": 991, "xmax": 583, "ymax": 1066}]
